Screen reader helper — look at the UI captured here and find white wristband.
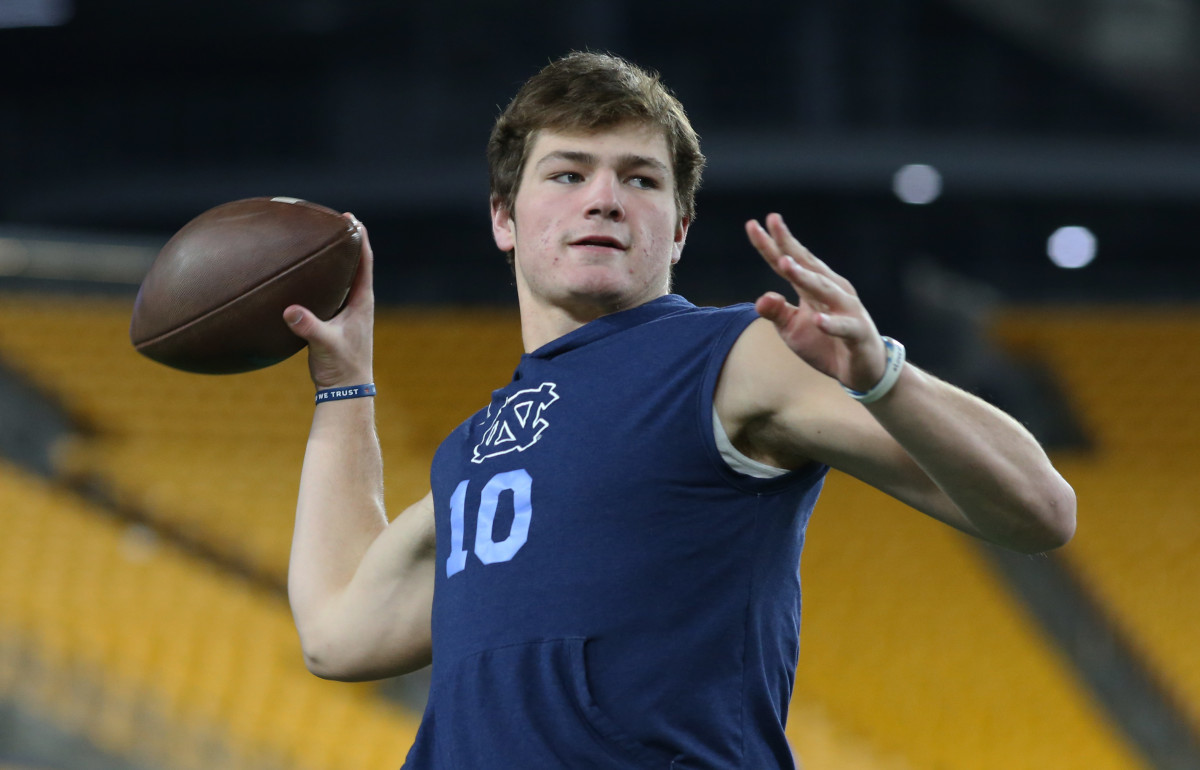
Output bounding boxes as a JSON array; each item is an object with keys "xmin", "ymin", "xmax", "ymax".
[{"xmin": 842, "ymin": 337, "xmax": 905, "ymax": 404}]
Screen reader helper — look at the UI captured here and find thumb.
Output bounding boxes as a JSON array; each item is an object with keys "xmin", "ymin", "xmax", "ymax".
[
  {"xmin": 755, "ymin": 292, "xmax": 792, "ymax": 328},
  {"xmin": 283, "ymin": 305, "xmax": 322, "ymax": 341}
]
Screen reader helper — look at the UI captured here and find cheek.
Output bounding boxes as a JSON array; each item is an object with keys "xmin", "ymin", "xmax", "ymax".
[
  {"xmin": 644, "ymin": 229, "xmax": 675, "ymax": 267},
  {"xmin": 514, "ymin": 211, "xmax": 558, "ymax": 257},
  {"xmin": 536, "ymin": 227, "xmax": 561, "ymax": 264}
]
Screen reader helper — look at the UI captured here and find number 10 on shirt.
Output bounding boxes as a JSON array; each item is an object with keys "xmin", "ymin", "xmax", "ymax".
[{"xmin": 446, "ymin": 469, "xmax": 534, "ymax": 577}]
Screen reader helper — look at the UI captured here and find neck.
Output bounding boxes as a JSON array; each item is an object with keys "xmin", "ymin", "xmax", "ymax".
[{"xmin": 517, "ymin": 288, "xmax": 667, "ymax": 352}]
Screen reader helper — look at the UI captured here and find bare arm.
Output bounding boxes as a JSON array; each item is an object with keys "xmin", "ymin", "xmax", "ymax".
[
  {"xmin": 289, "ymin": 400, "xmax": 435, "ymax": 680},
  {"xmin": 284, "ymin": 217, "xmax": 436, "ymax": 680},
  {"xmin": 717, "ymin": 214, "xmax": 1075, "ymax": 554}
]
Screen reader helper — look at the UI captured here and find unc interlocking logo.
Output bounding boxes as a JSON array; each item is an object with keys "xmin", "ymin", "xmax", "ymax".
[{"xmin": 472, "ymin": 382, "xmax": 560, "ymax": 464}]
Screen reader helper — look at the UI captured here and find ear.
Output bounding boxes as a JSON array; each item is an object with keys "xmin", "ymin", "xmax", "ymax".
[
  {"xmin": 671, "ymin": 216, "xmax": 690, "ymax": 265},
  {"xmin": 491, "ymin": 197, "xmax": 516, "ymax": 253}
]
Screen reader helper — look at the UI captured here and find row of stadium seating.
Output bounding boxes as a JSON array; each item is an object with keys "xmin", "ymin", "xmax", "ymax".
[
  {"xmin": 0, "ymin": 295, "xmax": 523, "ymax": 585},
  {"xmin": 992, "ymin": 309, "xmax": 1200, "ymax": 463},
  {"xmin": 0, "ymin": 460, "xmax": 422, "ymax": 770},
  {"xmin": 1, "ymin": 293, "xmax": 1195, "ymax": 768},
  {"xmin": 793, "ymin": 472, "xmax": 1147, "ymax": 770},
  {"xmin": 991, "ymin": 308, "xmax": 1200, "ymax": 734}
]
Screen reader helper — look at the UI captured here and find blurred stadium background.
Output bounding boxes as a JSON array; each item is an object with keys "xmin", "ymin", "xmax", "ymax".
[{"xmin": 1, "ymin": 0, "xmax": 1199, "ymax": 768}]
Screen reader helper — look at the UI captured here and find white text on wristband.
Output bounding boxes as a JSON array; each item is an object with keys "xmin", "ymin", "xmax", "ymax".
[
  {"xmin": 315, "ymin": 384, "xmax": 377, "ymax": 405},
  {"xmin": 842, "ymin": 337, "xmax": 906, "ymax": 404}
]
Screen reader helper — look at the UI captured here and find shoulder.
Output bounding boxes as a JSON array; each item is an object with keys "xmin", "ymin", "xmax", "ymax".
[
  {"xmin": 611, "ymin": 297, "xmax": 760, "ymax": 366},
  {"xmin": 646, "ymin": 297, "xmax": 759, "ymax": 332},
  {"xmin": 653, "ymin": 299, "xmax": 762, "ymax": 358}
]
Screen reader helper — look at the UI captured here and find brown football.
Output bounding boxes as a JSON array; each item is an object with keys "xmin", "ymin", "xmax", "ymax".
[{"xmin": 130, "ymin": 197, "xmax": 361, "ymax": 374}]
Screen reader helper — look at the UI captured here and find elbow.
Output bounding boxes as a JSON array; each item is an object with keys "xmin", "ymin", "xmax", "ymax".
[
  {"xmin": 305, "ymin": 659, "xmax": 357, "ymax": 683},
  {"xmin": 296, "ymin": 622, "xmax": 430, "ymax": 682},
  {"xmin": 297, "ymin": 628, "xmax": 352, "ymax": 681},
  {"xmin": 299, "ymin": 633, "xmax": 378, "ymax": 682},
  {"xmin": 292, "ymin": 609, "xmax": 365, "ymax": 682},
  {"xmin": 1042, "ymin": 476, "xmax": 1078, "ymax": 550},
  {"xmin": 289, "ymin": 591, "xmax": 363, "ymax": 681},
  {"xmin": 304, "ymin": 655, "xmax": 339, "ymax": 680},
  {"xmin": 302, "ymin": 650, "xmax": 340, "ymax": 681},
  {"xmin": 1010, "ymin": 477, "xmax": 1077, "ymax": 554}
]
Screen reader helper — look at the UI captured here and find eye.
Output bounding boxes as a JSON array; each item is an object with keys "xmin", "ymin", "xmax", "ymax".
[
  {"xmin": 550, "ymin": 171, "xmax": 584, "ymax": 184},
  {"xmin": 627, "ymin": 176, "xmax": 661, "ymax": 190}
]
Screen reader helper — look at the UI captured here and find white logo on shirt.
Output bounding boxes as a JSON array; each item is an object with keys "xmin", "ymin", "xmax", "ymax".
[{"xmin": 472, "ymin": 382, "xmax": 560, "ymax": 463}]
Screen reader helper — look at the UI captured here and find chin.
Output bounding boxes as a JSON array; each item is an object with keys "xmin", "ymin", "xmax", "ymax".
[
  {"xmin": 574, "ymin": 280, "xmax": 666, "ymax": 314},
  {"xmin": 566, "ymin": 285, "xmax": 627, "ymax": 311},
  {"xmin": 520, "ymin": 262, "xmax": 663, "ymax": 315},
  {"xmin": 561, "ymin": 266, "xmax": 627, "ymax": 295}
]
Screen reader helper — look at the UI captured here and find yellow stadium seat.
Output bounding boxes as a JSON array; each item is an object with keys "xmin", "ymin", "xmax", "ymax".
[
  {"xmin": 992, "ymin": 308, "xmax": 1200, "ymax": 735},
  {"xmin": 0, "ymin": 460, "xmax": 422, "ymax": 770}
]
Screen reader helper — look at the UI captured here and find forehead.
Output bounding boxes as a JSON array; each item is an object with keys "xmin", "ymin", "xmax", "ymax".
[{"xmin": 525, "ymin": 123, "xmax": 672, "ymax": 171}]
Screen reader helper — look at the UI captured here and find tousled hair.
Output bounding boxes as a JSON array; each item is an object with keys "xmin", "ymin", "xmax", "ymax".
[{"xmin": 487, "ymin": 52, "xmax": 705, "ymax": 229}]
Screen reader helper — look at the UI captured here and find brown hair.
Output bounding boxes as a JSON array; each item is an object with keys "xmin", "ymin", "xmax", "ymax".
[{"xmin": 488, "ymin": 51, "xmax": 705, "ymax": 226}]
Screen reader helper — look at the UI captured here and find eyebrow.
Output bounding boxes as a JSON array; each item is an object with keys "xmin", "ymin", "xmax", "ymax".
[{"xmin": 534, "ymin": 150, "xmax": 670, "ymax": 176}]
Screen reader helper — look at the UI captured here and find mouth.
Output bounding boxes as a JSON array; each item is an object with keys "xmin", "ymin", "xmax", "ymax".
[{"xmin": 569, "ymin": 235, "xmax": 628, "ymax": 251}]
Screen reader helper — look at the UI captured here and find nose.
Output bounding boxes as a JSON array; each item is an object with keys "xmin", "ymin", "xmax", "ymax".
[{"xmin": 585, "ymin": 171, "xmax": 624, "ymax": 221}]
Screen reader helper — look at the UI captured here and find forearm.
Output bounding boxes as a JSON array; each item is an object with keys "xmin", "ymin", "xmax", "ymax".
[
  {"xmin": 288, "ymin": 398, "xmax": 388, "ymax": 633},
  {"xmin": 867, "ymin": 364, "xmax": 1076, "ymax": 552}
]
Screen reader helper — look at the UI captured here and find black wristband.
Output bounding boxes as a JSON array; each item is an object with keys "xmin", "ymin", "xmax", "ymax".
[{"xmin": 314, "ymin": 383, "xmax": 376, "ymax": 405}]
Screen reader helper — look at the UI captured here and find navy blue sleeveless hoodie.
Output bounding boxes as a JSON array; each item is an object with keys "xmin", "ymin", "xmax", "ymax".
[{"xmin": 403, "ymin": 295, "xmax": 826, "ymax": 769}]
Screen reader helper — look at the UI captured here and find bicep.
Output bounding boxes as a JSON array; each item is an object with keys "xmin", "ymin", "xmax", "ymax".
[
  {"xmin": 717, "ymin": 320, "xmax": 981, "ymax": 537},
  {"xmin": 307, "ymin": 492, "xmax": 437, "ymax": 680}
]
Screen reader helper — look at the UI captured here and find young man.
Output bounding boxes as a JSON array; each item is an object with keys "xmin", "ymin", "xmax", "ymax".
[{"xmin": 284, "ymin": 52, "xmax": 1075, "ymax": 769}]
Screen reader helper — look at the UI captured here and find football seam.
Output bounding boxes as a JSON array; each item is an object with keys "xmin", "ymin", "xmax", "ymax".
[{"xmin": 133, "ymin": 230, "xmax": 355, "ymax": 349}]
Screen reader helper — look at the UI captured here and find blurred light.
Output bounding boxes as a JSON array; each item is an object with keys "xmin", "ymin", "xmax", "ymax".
[
  {"xmin": 0, "ymin": 229, "xmax": 158, "ymax": 284},
  {"xmin": 0, "ymin": 0, "xmax": 73, "ymax": 28},
  {"xmin": 0, "ymin": 238, "xmax": 32, "ymax": 276},
  {"xmin": 1047, "ymin": 226, "xmax": 1097, "ymax": 269},
  {"xmin": 892, "ymin": 164, "xmax": 942, "ymax": 205},
  {"xmin": 120, "ymin": 524, "xmax": 159, "ymax": 563}
]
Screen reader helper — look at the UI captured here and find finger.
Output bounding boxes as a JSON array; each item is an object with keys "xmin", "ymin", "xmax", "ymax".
[
  {"xmin": 748, "ymin": 217, "xmax": 832, "ymax": 297},
  {"xmin": 754, "ymin": 290, "xmax": 788, "ymax": 320},
  {"xmin": 745, "ymin": 218, "xmax": 784, "ymax": 268},
  {"xmin": 342, "ymin": 214, "xmax": 375, "ymax": 309},
  {"xmin": 764, "ymin": 213, "xmax": 823, "ymax": 270},
  {"xmin": 815, "ymin": 311, "xmax": 865, "ymax": 339},
  {"xmin": 746, "ymin": 219, "xmax": 811, "ymax": 294},
  {"xmin": 755, "ymin": 291, "xmax": 803, "ymax": 332},
  {"xmin": 764, "ymin": 213, "xmax": 855, "ymax": 294},
  {"xmin": 777, "ymin": 256, "xmax": 855, "ymax": 314},
  {"xmin": 283, "ymin": 304, "xmax": 323, "ymax": 342},
  {"xmin": 748, "ymin": 219, "xmax": 855, "ymax": 324}
]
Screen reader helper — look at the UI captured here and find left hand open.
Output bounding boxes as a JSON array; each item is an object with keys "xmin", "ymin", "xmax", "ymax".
[{"xmin": 745, "ymin": 213, "xmax": 887, "ymax": 393}]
